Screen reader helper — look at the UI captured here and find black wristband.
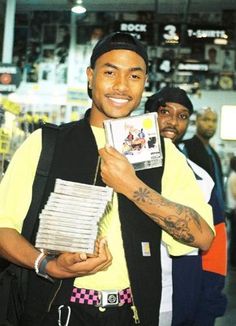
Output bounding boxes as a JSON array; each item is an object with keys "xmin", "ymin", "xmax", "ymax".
[{"xmin": 37, "ymin": 255, "xmax": 55, "ymax": 282}]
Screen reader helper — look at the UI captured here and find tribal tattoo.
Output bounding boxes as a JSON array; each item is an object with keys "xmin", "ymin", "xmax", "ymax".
[
  {"xmin": 132, "ymin": 187, "xmax": 202, "ymax": 246},
  {"xmin": 133, "ymin": 187, "xmax": 151, "ymax": 203}
]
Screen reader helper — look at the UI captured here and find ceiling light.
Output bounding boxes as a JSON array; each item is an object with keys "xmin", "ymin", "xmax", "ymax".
[
  {"xmin": 71, "ymin": 5, "xmax": 86, "ymax": 14},
  {"xmin": 71, "ymin": 0, "xmax": 86, "ymax": 14},
  {"xmin": 214, "ymin": 38, "xmax": 228, "ymax": 45}
]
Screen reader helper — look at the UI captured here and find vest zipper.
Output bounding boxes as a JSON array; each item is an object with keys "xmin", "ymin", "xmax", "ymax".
[
  {"xmin": 130, "ymin": 287, "xmax": 140, "ymax": 324},
  {"xmin": 47, "ymin": 280, "xmax": 63, "ymax": 312}
]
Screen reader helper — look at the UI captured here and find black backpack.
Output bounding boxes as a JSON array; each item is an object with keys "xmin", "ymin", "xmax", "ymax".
[{"xmin": 0, "ymin": 123, "xmax": 58, "ymax": 326}]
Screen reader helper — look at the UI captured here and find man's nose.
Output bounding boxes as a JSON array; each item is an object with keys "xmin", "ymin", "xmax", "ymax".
[
  {"xmin": 167, "ymin": 114, "xmax": 178, "ymax": 125},
  {"xmin": 113, "ymin": 74, "xmax": 128, "ymax": 92}
]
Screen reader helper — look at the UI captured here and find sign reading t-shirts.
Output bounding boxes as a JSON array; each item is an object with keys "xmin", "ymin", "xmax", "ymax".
[{"xmin": 0, "ymin": 64, "xmax": 22, "ymax": 94}]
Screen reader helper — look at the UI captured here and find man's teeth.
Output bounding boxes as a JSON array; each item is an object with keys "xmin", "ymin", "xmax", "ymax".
[{"xmin": 110, "ymin": 98, "xmax": 128, "ymax": 103}]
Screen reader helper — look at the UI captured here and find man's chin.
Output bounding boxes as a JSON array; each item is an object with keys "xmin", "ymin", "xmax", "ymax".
[
  {"xmin": 106, "ymin": 110, "xmax": 133, "ymax": 119},
  {"xmin": 161, "ymin": 131, "xmax": 177, "ymax": 141}
]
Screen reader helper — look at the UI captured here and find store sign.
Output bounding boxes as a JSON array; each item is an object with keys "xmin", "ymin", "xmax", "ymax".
[
  {"xmin": 67, "ymin": 87, "xmax": 89, "ymax": 106},
  {"xmin": 186, "ymin": 27, "xmax": 228, "ymax": 42},
  {"xmin": 119, "ymin": 22, "xmax": 148, "ymax": 40},
  {"xmin": 0, "ymin": 64, "xmax": 22, "ymax": 94},
  {"xmin": 158, "ymin": 59, "xmax": 173, "ymax": 73},
  {"xmin": 159, "ymin": 24, "xmax": 229, "ymax": 45},
  {"xmin": 2, "ymin": 98, "xmax": 21, "ymax": 115},
  {"xmin": 159, "ymin": 24, "xmax": 180, "ymax": 45},
  {"xmin": 187, "ymin": 29, "xmax": 227, "ymax": 38},
  {"xmin": 178, "ymin": 62, "xmax": 209, "ymax": 72},
  {"xmin": 0, "ymin": 128, "xmax": 10, "ymax": 155}
]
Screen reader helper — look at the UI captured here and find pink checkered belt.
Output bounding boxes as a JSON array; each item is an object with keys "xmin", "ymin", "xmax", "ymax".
[{"xmin": 70, "ymin": 287, "xmax": 132, "ymax": 307}]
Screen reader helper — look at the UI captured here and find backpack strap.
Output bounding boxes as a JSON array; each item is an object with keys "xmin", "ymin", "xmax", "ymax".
[
  {"xmin": 0, "ymin": 124, "xmax": 59, "ymax": 324},
  {"xmin": 21, "ymin": 123, "xmax": 59, "ymax": 241}
]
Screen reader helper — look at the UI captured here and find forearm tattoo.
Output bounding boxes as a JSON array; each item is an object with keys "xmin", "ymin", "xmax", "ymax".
[{"xmin": 133, "ymin": 187, "xmax": 202, "ymax": 245}]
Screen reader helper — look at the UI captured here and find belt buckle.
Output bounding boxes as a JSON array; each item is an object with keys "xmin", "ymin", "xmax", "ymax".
[{"xmin": 96, "ymin": 290, "xmax": 121, "ymax": 307}]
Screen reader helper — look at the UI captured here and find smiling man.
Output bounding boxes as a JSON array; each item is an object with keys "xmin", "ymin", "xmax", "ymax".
[{"xmin": 0, "ymin": 33, "xmax": 214, "ymax": 326}]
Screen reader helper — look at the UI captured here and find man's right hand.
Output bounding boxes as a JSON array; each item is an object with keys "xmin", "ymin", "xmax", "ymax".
[{"xmin": 46, "ymin": 238, "xmax": 112, "ymax": 279}]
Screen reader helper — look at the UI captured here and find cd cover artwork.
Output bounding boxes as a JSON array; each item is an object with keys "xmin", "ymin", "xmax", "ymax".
[{"xmin": 104, "ymin": 112, "xmax": 163, "ymax": 171}]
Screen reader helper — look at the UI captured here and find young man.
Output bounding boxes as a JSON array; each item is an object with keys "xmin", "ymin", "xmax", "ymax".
[
  {"xmin": 145, "ymin": 86, "xmax": 227, "ymax": 325},
  {"xmin": 0, "ymin": 33, "xmax": 214, "ymax": 326}
]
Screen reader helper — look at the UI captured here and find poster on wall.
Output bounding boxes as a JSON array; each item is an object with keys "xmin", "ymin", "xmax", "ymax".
[
  {"xmin": 220, "ymin": 105, "xmax": 236, "ymax": 140},
  {"xmin": 205, "ymin": 45, "xmax": 235, "ymax": 72},
  {"xmin": 0, "ymin": 64, "xmax": 22, "ymax": 94},
  {"xmin": 221, "ymin": 49, "xmax": 235, "ymax": 71},
  {"xmin": 218, "ymin": 73, "xmax": 234, "ymax": 90},
  {"xmin": 205, "ymin": 45, "xmax": 222, "ymax": 71}
]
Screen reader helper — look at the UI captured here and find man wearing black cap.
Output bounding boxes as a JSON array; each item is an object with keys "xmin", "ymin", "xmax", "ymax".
[
  {"xmin": 144, "ymin": 86, "xmax": 193, "ymax": 143},
  {"xmin": 145, "ymin": 86, "xmax": 227, "ymax": 325},
  {"xmin": 0, "ymin": 33, "xmax": 214, "ymax": 326}
]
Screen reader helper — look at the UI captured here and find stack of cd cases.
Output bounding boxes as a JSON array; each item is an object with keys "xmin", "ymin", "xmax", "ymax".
[{"xmin": 35, "ymin": 178, "xmax": 113, "ymax": 256}]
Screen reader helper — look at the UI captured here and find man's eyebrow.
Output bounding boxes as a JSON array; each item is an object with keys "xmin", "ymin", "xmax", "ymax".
[
  {"xmin": 130, "ymin": 66, "xmax": 146, "ymax": 73},
  {"xmin": 165, "ymin": 104, "xmax": 190, "ymax": 113},
  {"xmin": 102, "ymin": 63, "xmax": 118, "ymax": 69},
  {"xmin": 103, "ymin": 62, "xmax": 146, "ymax": 73}
]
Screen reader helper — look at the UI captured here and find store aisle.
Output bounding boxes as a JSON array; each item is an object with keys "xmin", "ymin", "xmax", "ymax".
[{"xmin": 215, "ymin": 266, "xmax": 236, "ymax": 325}]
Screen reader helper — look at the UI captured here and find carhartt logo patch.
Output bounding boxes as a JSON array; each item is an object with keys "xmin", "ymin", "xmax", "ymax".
[{"xmin": 141, "ymin": 242, "xmax": 151, "ymax": 256}]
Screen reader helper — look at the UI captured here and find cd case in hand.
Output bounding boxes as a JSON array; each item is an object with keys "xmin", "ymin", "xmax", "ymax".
[
  {"xmin": 104, "ymin": 112, "xmax": 163, "ymax": 171},
  {"xmin": 35, "ymin": 178, "xmax": 112, "ymax": 256}
]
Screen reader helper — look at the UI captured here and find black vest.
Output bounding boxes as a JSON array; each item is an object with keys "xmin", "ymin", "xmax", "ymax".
[{"xmin": 25, "ymin": 110, "xmax": 165, "ymax": 326}]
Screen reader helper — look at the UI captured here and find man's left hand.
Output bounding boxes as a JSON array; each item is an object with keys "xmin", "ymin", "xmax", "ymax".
[{"xmin": 99, "ymin": 145, "xmax": 137, "ymax": 194}]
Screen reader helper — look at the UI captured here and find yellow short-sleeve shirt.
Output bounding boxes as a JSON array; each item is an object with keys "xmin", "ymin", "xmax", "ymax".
[{"xmin": 0, "ymin": 127, "xmax": 214, "ymax": 290}]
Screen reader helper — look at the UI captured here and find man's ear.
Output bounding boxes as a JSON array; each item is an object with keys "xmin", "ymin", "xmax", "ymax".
[
  {"xmin": 86, "ymin": 66, "xmax": 94, "ymax": 99},
  {"xmin": 86, "ymin": 66, "xmax": 93, "ymax": 88}
]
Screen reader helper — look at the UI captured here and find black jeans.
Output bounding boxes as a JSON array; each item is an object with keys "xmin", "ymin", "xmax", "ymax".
[{"xmin": 21, "ymin": 303, "xmax": 136, "ymax": 326}]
